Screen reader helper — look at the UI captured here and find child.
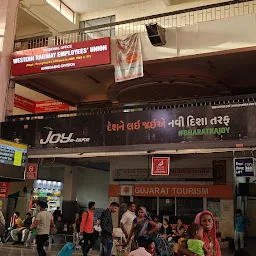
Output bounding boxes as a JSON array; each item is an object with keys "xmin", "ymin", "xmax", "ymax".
[
  {"xmin": 145, "ymin": 238, "xmax": 156, "ymax": 256},
  {"xmin": 187, "ymin": 223, "xmax": 211, "ymax": 256}
]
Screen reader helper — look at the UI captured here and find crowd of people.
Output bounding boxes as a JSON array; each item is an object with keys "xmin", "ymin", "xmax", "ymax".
[
  {"xmin": 0, "ymin": 200, "xmax": 252, "ymax": 256},
  {"xmin": 76, "ymin": 201, "xmax": 252, "ymax": 256}
]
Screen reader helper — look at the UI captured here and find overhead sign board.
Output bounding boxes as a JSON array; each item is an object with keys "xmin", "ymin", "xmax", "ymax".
[
  {"xmin": 134, "ymin": 184, "xmax": 233, "ymax": 198},
  {"xmin": 151, "ymin": 157, "xmax": 170, "ymax": 175},
  {"xmin": 34, "ymin": 100, "xmax": 69, "ymax": 113},
  {"xmin": 12, "ymin": 37, "xmax": 111, "ymax": 76},
  {"xmin": 234, "ymin": 157, "xmax": 255, "ymax": 177},
  {"xmin": 14, "ymin": 95, "xmax": 35, "ymax": 113},
  {"xmin": 113, "ymin": 168, "xmax": 213, "ymax": 181},
  {"xmin": 2, "ymin": 102, "xmax": 256, "ymax": 149}
]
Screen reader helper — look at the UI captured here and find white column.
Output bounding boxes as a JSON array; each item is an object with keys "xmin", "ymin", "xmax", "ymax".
[{"xmin": 0, "ymin": 0, "xmax": 19, "ymax": 121}]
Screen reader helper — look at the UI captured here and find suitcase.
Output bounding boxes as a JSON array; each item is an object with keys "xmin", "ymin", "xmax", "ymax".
[{"xmin": 57, "ymin": 242, "xmax": 75, "ymax": 256}]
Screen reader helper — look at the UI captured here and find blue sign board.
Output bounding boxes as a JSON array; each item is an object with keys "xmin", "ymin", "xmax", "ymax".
[{"xmin": 234, "ymin": 157, "xmax": 255, "ymax": 177}]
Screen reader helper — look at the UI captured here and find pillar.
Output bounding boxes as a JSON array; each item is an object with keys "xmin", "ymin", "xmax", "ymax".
[
  {"xmin": 0, "ymin": 0, "xmax": 19, "ymax": 121},
  {"xmin": 63, "ymin": 166, "xmax": 78, "ymax": 201}
]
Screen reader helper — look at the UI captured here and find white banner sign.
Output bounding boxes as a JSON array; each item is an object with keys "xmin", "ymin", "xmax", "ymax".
[{"xmin": 115, "ymin": 33, "xmax": 143, "ymax": 82}]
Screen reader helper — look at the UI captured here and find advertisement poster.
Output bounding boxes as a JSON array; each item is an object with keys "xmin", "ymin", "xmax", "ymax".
[
  {"xmin": 12, "ymin": 37, "xmax": 111, "ymax": 76},
  {"xmin": 115, "ymin": 33, "xmax": 143, "ymax": 82},
  {"xmin": 1, "ymin": 102, "xmax": 256, "ymax": 149},
  {"xmin": 207, "ymin": 199, "xmax": 221, "ymax": 217}
]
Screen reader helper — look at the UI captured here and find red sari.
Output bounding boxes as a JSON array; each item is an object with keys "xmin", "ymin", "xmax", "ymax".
[{"xmin": 194, "ymin": 210, "xmax": 221, "ymax": 256}]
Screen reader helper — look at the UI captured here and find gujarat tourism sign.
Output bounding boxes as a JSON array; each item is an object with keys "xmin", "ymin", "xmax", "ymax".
[
  {"xmin": 133, "ymin": 184, "xmax": 233, "ymax": 198},
  {"xmin": 12, "ymin": 37, "xmax": 111, "ymax": 76}
]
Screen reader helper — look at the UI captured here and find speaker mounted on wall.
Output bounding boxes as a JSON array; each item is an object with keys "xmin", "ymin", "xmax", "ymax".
[{"xmin": 146, "ymin": 23, "xmax": 166, "ymax": 46}]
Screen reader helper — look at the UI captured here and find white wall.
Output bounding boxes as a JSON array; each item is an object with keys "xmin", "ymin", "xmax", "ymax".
[
  {"xmin": 16, "ymin": 22, "xmax": 50, "ymax": 40},
  {"xmin": 76, "ymin": 167, "xmax": 109, "ymax": 209},
  {"xmin": 80, "ymin": 0, "xmax": 228, "ymax": 23}
]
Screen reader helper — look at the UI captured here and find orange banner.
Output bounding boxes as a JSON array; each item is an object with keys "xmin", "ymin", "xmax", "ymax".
[{"xmin": 133, "ymin": 184, "xmax": 233, "ymax": 198}]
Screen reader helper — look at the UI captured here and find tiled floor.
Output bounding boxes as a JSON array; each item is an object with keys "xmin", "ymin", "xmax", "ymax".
[{"xmin": 0, "ymin": 242, "xmax": 254, "ymax": 255}]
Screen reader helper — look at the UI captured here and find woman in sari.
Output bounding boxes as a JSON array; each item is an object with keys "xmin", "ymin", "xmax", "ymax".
[
  {"xmin": 179, "ymin": 210, "xmax": 221, "ymax": 256},
  {"xmin": 124, "ymin": 207, "xmax": 157, "ymax": 253}
]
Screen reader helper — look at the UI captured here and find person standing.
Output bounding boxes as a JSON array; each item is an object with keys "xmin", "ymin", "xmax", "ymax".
[
  {"xmin": 100, "ymin": 202, "xmax": 119, "ymax": 256},
  {"xmin": 53, "ymin": 207, "xmax": 62, "ymax": 222},
  {"xmin": 26, "ymin": 201, "xmax": 41, "ymax": 247},
  {"xmin": 80, "ymin": 202, "xmax": 96, "ymax": 256},
  {"xmin": 30, "ymin": 201, "xmax": 54, "ymax": 256},
  {"xmin": 235, "ymin": 209, "xmax": 251, "ymax": 251},
  {"xmin": 120, "ymin": 202, "xmax": 136, "ymax": 239},
  {"xmin": 124, "ymin": 207, "xmax": 157, "ymax": 251}
]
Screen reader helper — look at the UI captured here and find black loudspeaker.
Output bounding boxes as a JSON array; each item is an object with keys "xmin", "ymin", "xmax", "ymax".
[{"xmin": 146, "ymin": 23, "xmax": 166, "ymax": 46}]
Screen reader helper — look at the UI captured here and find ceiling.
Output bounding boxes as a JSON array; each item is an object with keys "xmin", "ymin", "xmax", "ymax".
[
  {"xmin": 12, "ymin": 47, "xmax": 256, "ymax": 106},
  {"xmin": 16, "ymin": 7, "xmax": 50, "ymax": 39},
  {"xmin": 15, "ymin": 84, "xmax": 53, "ymax": 101},
  {"xmin": 17, "ymin": 8, "xmax": 46, "ymax": 28},
  {"xmin": 62, "ymin": 0, "xmax": 147, "ymax": 13}
]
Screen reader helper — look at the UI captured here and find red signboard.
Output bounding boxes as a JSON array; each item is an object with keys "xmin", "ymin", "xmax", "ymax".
[
  {"xmin": 0, "ymin": 182, "xmax": 9, "ymax": 198},
  {"xmin": 151, "ymin": 157, "xmax": 170, "ymax": 175},
  {"xmin": 14, "ymin": 95, "xmax": 35, "ymax": 113},
  {"xmin": 35, "ymin": 100, "xmax": 69, "ymax": 113},
  {"xmin": 12, "ymin": 37, "xmax": 111, "ymax": 76},
  {"xmin": 26, "ymin": 163, "xmax": 38, "ymax": 180}
]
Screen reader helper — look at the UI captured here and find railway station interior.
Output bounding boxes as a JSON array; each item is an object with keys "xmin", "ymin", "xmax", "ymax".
[{"xmin": 0, "ymin": 0, "xmax": 256, "ymax": 255}]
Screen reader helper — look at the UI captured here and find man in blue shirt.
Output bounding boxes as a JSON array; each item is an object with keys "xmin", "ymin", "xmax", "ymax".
[{"xmin": 235, "ymin": 209, "xmax": 251, "ymax": 250}]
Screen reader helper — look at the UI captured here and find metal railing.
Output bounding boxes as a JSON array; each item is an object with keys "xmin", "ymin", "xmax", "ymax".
[
  {"xmin": 14, "ymin": 0, "xmax": 256, "ymax": 50},
  {"xmin": 7, "ymin": 93, "xmax": 256, "ymax": 122}
]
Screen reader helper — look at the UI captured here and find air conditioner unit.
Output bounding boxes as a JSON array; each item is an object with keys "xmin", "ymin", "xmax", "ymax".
[{"xmin": 162, "ymin": 0, "xmax": 198, "ymax": 6}]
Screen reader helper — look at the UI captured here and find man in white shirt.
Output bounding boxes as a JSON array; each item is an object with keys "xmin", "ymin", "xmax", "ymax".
[
  {"xmin": 128, "ymin": 236, "xmax": 151, "ymax": 256},
  {"xmin": 30, "ymin": 201, "xmax": 54, "ymax": 256},
  {"xmin": 120, "ymin": 202, "xmax": 136, "ymax": 239}
]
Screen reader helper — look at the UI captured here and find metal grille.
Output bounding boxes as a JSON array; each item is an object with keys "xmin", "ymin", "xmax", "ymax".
[
  {"xmin": 7, "ymin": 94, "xmax": 256, "ymax": 122},
  {"xmin": 14, "ymin": 0, "xmax": 256, "ymax": 50}
]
